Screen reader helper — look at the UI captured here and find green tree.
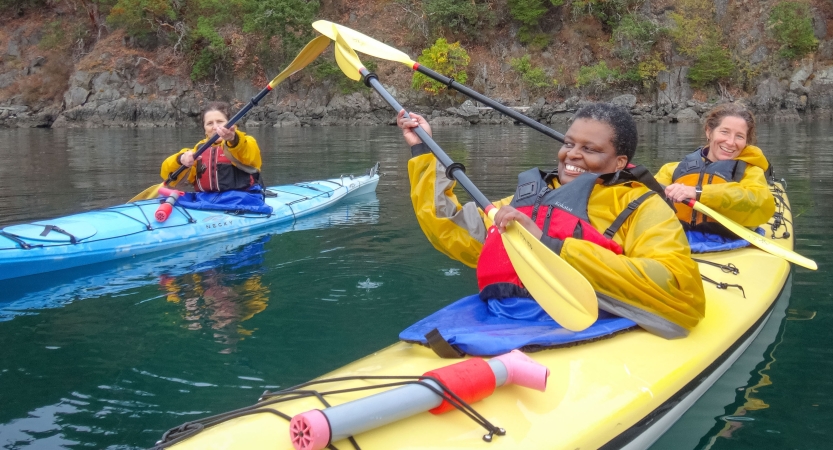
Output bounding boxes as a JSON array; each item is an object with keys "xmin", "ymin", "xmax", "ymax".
[
  {"xmin": 768, "ymin": 1, "xmax": 818, "ymax": 59},
  {"xmin": 412, "ymin": 38, "xmax": 470, "ymax": 95},
  {"xmin": 688, "ymin": 40, "xmax": 733, "ymax": 87}
]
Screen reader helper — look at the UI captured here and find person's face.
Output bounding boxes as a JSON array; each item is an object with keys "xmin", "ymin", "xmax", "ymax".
[
  {"xmin": 203, "ymin": 110, "xmax": 229, "ymax": 137},
  {"xmin": 557, "ymin": 118, "xmax": 628, "ymax": 185},
  {"xmin": 705, "ymin": 116, "xmax": 748, "ymax": 162}
]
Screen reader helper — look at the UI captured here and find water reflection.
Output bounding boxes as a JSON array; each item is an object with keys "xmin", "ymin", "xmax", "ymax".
[{"xmin": 159, "ymin": 237, "xmax": 271, "ymax": 353}]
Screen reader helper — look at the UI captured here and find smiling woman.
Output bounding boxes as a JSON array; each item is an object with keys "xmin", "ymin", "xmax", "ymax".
[
  {"xmin": 656, "ymin": 103, "xmax": 776, "ymax": 236},
  {"xmin": 397, "ymin": 102, "xmax": 706, "ymax": 339}
]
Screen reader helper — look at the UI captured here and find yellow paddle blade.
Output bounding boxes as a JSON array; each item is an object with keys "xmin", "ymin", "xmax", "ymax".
[
  {"xmin": 488, "ymin": 209, "xmax": 598, "ymax": 331},
  {"xmin": 691, "ymin": 200, "xmax": 817, "ymax": 270},
  {"xmin": 312, "ymin": 20, "xmax": 415, "ymax": 66},
  {"xmin": 332, "ymin": 26, "xmax": 363, "ymax": 81},
  {"xmin": 128, "ymin": 183, "xmax": 162, "ymax": 202},
  {"xmin": 268, "ymin": 35, "xmax": 332, "ymax": 89}
]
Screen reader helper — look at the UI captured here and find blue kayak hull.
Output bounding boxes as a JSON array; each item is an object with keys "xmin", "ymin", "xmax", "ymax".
[{"xmin": 0, "ymin": 166, "xmax": 379, "ymax": 281}]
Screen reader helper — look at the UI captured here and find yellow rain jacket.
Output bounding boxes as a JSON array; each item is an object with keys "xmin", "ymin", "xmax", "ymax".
[
  {"xmin": 655, "ymin": 145, "xmax": 775, "ymax": 228},
  {"xmin": 160, "ymin": 130, "xmax": 262, "ymax": 188},
  {"xmin": 409, "ymin": 152, "xmax": 705, "ymax": 338}
]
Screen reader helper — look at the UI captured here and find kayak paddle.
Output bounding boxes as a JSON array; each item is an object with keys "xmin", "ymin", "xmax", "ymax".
[
  {"xmin": 128, "ymin": 35, "xmax": 332, "ymax": 202},
  {"xmin": 331, "ymin": 26, "xmax": 597, "ymax": 331},
  {"xmin": 312, "ymin": 20, "xmax": 565, "ymax": 143},
  {"xmin": 683, "ymin": 198, "xmax": 817, "ymax": 270}
]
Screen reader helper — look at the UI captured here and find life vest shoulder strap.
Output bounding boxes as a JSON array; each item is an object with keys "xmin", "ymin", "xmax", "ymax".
[{"xmin": 603, "ymin": 190, "xmax": 657, "ymax": 239}]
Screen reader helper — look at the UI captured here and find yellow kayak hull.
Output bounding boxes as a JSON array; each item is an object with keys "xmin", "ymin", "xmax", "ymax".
[{"xmin": 160, "ymin": 184, "xmax": 795, "ymax": 450}]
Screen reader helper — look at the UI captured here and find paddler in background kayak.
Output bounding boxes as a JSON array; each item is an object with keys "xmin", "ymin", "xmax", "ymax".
[
  {"xmin": 397, "ymin": 102, "xmax": 705, "ymax": 339},
  {"xmin": 655, "ymin": 103, "xmax": 775, "ymax": 236},
  {"xmin": 160, "ymin": 101, "xmax": 272, "ymax": 215}
]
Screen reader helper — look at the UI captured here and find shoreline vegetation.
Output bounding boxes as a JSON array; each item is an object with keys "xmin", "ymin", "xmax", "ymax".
[{"xmin": 1, "ymin": 0, "xmax": 832, "ymax": 128}]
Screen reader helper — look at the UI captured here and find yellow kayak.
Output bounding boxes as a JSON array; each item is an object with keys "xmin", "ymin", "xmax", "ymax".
[{"xmin": 155, "ymin": 182, "xmax": 795, "ymax": 450}]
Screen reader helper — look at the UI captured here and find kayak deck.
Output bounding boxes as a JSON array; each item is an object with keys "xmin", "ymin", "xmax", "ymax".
[
  {"xmin": 0, "ymin": 165, "xmax": 380, "ymax": 280},
  {"xmin": 159, "ymin": 182, "xmax": 794, "ymax": 450}
]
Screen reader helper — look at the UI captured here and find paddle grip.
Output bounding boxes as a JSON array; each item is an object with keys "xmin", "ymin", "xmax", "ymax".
[
  {"xmin": 414, "ymin": 64, "xmax": 565, "ymax": 143},
  {"xmin": 288, "ymin": 351, "xmax": 548, "ymax": 450},
  {"xmin": 361, "ymin": 71, "xmax": 492, "ymax": 210}
]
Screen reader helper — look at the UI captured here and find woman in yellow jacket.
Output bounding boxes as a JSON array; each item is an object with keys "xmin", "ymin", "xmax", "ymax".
[
  {"xmin": 160, "ymin": 101, "xmax": 263, "ymax": 192},
  {"xmin": 398, "ymin": 103, "xmax": 705, "ymax": 339},
  {"xmin": 656, "ymin": 103, "xmax": 775, "ymax": 234}
]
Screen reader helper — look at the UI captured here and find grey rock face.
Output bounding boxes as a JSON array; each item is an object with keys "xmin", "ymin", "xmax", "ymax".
[
  {"xmin": 657, "ymin": 67, "xmax": 693, "ymax": 106},
  {"xmin": 675, "ymin": 108, "xmax": 700, "ymax": 123},
  {"xmin": 611, "ymin": 94, "xmax": 637, "ymax": 109}
]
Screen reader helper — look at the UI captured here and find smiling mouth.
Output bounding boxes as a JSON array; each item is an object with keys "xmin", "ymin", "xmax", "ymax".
[{"xmin": 565, "ymin": 164, "xmax": 587, "ymax": 173}]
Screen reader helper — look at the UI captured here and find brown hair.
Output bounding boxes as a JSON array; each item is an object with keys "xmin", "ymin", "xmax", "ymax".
[
  {"xmin": 703, "ymin": 103, "xmax": 757, "ymax": 145},
  {"xmin": 201, "ymin": 101, "xmax": 231, "ymax": 124}
]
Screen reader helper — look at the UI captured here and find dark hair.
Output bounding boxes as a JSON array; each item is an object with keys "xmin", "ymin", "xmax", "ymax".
[
  {"xmin": 703, "ymin": 103, "xmax": 756, "ymax": 145},
  {"xmin": 573, "ymin": 102, "xmax": 638, "ymax": 161},
  {"xmin": 201, "ymin": 101, "xmax": 231, "ymax": 124}
]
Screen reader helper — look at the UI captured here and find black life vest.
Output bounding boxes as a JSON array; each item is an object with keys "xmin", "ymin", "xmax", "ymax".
[
  {"xmin": 671, "ymin": 148, "xmax": 746, "ymax": 232},
  {"xmin": 195, "ymin": 144, "xmax": 261, "ymax": 193},
  {"xmin": 476, "ymin": 168, "xmax": 656, "ymax": 301}
]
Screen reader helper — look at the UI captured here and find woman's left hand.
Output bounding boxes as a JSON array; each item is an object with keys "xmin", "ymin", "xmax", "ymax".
[
  {"xmin": 215, "ymin": 124, "xmax": 237, "ymax": 143},
  {"xmin": 493, "ymin": 205, "xmax": 543, "ymax": 239},
  {"xmin": 664, "ymin": 183, "xmax": 697, "ymax": 203}
]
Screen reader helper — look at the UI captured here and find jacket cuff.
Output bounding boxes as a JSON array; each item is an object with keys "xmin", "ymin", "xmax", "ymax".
[
  {"xmin": 540, "ymin": 235, "xmax": 564, "ymax": 255},
  {"xmin": 227, "ymin": 130, "xmax": 241, "ymax": 148},
  {"xmin": 410, "ymin": 143, "xmax": 430, "ymax": 157},
  {"xmin": 176, "ymin": 153, "xmax": 183, "ymax": 165}
]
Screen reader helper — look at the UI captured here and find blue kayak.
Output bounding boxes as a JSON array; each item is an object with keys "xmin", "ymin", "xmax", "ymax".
[{"xmin": 0, "ymin": 164, "xmax": 380, "ymax": 281}]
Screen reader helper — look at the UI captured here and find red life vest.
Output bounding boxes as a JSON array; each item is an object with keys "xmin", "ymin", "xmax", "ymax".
[
  {"xmin": 195, "ymin": 144, "xmax": 259, "ymax": 193},
  {"xmin": 476, "ymin": 169, "xmax": 655, "ymax": 300}
]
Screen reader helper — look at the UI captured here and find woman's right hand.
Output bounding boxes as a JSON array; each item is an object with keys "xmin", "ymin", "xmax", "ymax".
[
  {"xmin": 179, "ymin": 151, "xmax": 196, "ymax": 167},
  {"xmin": 397, "ymin": 110, "xmax": 432, "ymax": 147}
]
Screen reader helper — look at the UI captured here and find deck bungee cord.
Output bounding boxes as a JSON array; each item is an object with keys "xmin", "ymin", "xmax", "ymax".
[{"xmin": 154, "ymin": 351, "xmax": 547, "ymax": 450}]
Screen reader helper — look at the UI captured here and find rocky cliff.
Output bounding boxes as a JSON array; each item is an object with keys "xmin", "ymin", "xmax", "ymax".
[{"xmin": 2, "ymin": 1, "xmax": 833, "ymax": 129}]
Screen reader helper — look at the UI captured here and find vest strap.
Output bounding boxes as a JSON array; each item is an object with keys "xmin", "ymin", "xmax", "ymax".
[{"xmin": 603, "ymin": 191, "xmax": 656, "ymax": 239}]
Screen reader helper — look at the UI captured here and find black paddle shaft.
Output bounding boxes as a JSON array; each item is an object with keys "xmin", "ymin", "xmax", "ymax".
[
  {"xmin": 361, "ymin": 70, "xmax": 492, "ymax": 210},
  {"xmin": 164, "ymin": 86, "xmax": 272, "ymax": 185},
  {"xmin": 415, "ymin": 65, "xmax": 565, "ymax": 143}
]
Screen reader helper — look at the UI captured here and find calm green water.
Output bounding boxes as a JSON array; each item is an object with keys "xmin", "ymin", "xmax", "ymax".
[{"xmin": 0, "ymin": 121, "xmax": 830, "ymax": 449}]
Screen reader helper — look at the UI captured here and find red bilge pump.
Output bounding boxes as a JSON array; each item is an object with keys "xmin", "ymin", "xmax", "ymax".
[
  {"xmin": 289, "ymin": 350, "xmax": 550, "ymax": 450},
  {"xmin": 155, "ymin": 187, "xmax": 185, "ymax": 222}
]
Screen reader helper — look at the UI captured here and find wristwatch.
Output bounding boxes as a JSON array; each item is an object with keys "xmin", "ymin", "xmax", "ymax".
[{"xmin": 695, "ymin": 186, "xmax": 702, "ymax": 200}]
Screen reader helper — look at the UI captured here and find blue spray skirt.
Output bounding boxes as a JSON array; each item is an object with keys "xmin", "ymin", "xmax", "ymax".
[
  {"xmin": 400, "ymin": 294, "xmax": 637, "ymax": 356},
  {"xmin": 0, "ymin": 168, "xmax": 379, "ymax": 281}
]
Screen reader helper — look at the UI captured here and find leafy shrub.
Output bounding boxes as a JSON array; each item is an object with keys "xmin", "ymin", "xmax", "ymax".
[
  {"xmin": 688, "ymin": 40, "xmax": 733, "ymax": 87},
  {"xmin": 611, "ymin": 13, "xmax": 661, "ymax": 62},
  {"xmin": 571, "ymin": 0, "xmax": 639, "ymax": 27},
  {"xmin": 575, "ymin": 61, "xmax": 619, "ymax": 88},
  {"xmin": 510, "ymin": 54, "xmax": 554, "ymax": 90},
  {"xmin": 107, "ymin": 0, "xmax": 177, "ymax": 38},
  {"xmin": 636, "ymin": 52, "xmax": 667, "ymax": 85},
  {"xmin": 422, "ymin": 0, "xmax": 496, "ymax": 38},
  {"xmin": 242, "ymin": 0, "xmax": 319, "ymax": 59},
  {"xmin": 768, "ymin": 1, "xmax": 818, "ymax": 59},
  {"xmin": 668, "ymin": 0, "xmax": 733, "ymax": 88},
  {"xmin": 411, "ymin": 38, "xmax": 470, "ymax": 95}
]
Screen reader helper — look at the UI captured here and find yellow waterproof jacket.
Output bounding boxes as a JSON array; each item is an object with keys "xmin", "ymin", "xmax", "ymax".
[
  {"xmin": 655, "ymin": 145, "xmax": 775, "ymax": 228},
  {"xmin": 160, "ymin": 130, "xmax": 262, "ymax": 188},
  {"xmin": 408, "ymin": 152, "xmax": 705, "ymax": 338}
]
